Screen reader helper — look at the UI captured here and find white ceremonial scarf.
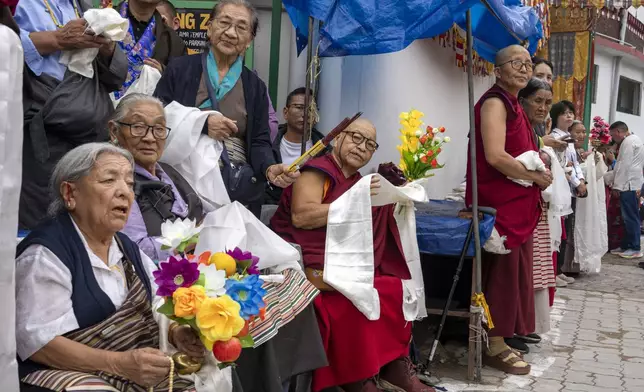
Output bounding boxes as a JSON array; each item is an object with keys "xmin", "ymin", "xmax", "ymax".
[
  {"xmin": 161, "ymin": 101, "xmax": 231, "ymax": 212},
  {"xmin": 323, "ymin": 175, "xmax": 428, "ymax": 321},
  {"xmin": 0, "ymin": 24, "xmax": 23, "ymax": 391}
]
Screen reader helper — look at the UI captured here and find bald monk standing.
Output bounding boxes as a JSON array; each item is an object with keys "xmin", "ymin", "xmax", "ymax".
[
  {"xmin": 465, "ymin": 45, "xmax": 553, "ymax": 374},
  {"xmin": 271, "ymin": 119, "xmax": 433, "ymax": 392}
]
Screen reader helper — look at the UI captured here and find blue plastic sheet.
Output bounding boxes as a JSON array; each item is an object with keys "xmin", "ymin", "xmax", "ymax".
[
  {"xmin": 455, "ymin": 0, "xmax": 543, "ymax": 63},
  {"xmin": 283, "ymin": 0, "xmax": 543, "ymax": 58},
  {"xmin": 415, "ymin": 200, "xmax": 495, "ymax": 257}
]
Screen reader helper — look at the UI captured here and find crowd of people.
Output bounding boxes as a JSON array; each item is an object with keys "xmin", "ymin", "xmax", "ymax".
[
  {"xmin": 2, "ymin": 0, "xmax": 643, "ymax": 390},
  {"xmin": 470, "ymin": 45, "xmax": 644, "ymax": 375}
]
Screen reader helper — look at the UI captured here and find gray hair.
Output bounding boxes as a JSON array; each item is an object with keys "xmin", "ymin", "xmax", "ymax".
[
  {"xmin": 48, "ymin": 143, "xmax": 134, "ymax": 217},
  {"xmin": 111, "ymin": 93, "xmax": 164, "ymax": 125},
  {"xmin": 209, "ymin": 0, "xmax": 259, "ymax": 37}
]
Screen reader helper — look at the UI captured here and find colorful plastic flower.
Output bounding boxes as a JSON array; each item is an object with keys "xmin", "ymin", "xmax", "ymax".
[
  {"xmin": 196, "ymin": 295, "xmax": 246, "ymax": 344},
  {"xmin": 225, "ymin": 275, "xmax": 267, "ymax": 320},
  {"xmin": 153, "ymin": 256, "xmax": 200, "ymax": 297},
  {"xmin": 226, "ymin": 247, "xmax": 260, "ymax": 275},
  {"xmin": 172, "ymin": 285, "xmax": 207, "ymax": 318},
  {"xmin": 198, "ymin": 263, "xmax": 227, "ymax": 297}
]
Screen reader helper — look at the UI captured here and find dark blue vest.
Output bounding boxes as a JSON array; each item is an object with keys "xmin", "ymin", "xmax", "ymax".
[{"xmin": 16, "ymin": 213, "xmax": 152, "ymax": 379}]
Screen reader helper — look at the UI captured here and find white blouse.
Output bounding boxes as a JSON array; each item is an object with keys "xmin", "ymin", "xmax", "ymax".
[{"xmin": 15, "ymin": 218, "xmax": 161, "ymax": 361}]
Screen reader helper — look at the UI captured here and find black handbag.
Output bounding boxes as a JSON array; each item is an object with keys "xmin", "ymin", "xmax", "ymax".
[{"xmin": 201, "ymin": 53, "xmax": 265, "ymax": 207}]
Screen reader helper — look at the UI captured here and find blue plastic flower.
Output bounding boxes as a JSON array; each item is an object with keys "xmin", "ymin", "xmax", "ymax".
[{"xmin": 225, "ymin": 275, "xmax": 266, "ymax": 320}]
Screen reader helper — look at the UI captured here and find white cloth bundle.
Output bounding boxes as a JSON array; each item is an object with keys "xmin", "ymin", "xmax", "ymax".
[
  {"xmin": 574, "ymin": 152, "xmax": 608, "ymax": 273},
  {"xmin": 509, "ymin": 150, "xmax": 546, "ymax": 187},
  {"xmin": 195, "ymin": 201, "xmax": 302, "ymax": 274},
  {"xmin": 161, "ymin": 102, "xmax": 230, "ymax": 212},
  {"xmin": 323, "ymin": 175, "xmax": 428, "ymax": 321},
  {"xmin": 59, "ymin": 8, "xmax": 129, "ymax": 78},
  {"xmin": 541, "ymin": 147, "xmax": 572, "ymax": 252},
  {"xmin": 111, "ymin": 65, "xmax": 161, "ymax": 107}
]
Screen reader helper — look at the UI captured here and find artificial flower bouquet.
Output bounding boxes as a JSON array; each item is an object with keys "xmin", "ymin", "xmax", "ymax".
[
  {"xmin": 154, "ymin": 219, "xmax": 266, "ymax": 368},
  {"xmin": 397, "ymin": 109, "xmax": 450, "ymax": 181},
  {"xmin": 590, "ymin": 116, "xmax": 612, "ymax": 150}
]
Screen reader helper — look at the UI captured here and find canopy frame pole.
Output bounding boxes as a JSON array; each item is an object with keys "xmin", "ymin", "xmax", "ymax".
[
  {"xmin": 301, "ymin": 16, "xmax": 316, "ymax": 155},
  {"xmin": 465, "ymin": 9, "xmax": 483, "ymax": 383}
]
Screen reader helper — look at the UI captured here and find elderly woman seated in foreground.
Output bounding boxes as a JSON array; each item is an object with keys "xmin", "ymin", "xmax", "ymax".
[
  {"xmin": 110, "ymin": 95, "xmax": 327, "ymax": 391},
  {"xmin": 109, "ymin": 94, "xmax": 204, "ymax": 263},
  {"xmin": 15, "ymin": 143, "xmax": 207, "ymax": 391},
  {"xmin": 270, "ymin": 119, "xmax": 434, "ymax": 392}
]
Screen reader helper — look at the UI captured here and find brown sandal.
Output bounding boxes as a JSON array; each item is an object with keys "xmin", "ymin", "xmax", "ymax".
[{"xmin": 483, "ymin": 349, "xmax": 531, "ymax": 375}]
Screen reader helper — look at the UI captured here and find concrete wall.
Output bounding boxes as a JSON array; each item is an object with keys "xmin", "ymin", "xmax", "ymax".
[
  {"xmin": 316, "ymin": 38, "xmax": 495, "ymax": 199},
  {"xmin": 592, "ymin": 48, "xmax": 644, "ymax": 139}
]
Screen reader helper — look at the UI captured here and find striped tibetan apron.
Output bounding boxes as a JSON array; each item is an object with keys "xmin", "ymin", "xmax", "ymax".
[
  {"xmin": 21, "ymin": 250, "xmax": 194, "ymax": 392},
  {"xmin": 248, "ymin": 269, "xmax": 319, "ymax": 347}
]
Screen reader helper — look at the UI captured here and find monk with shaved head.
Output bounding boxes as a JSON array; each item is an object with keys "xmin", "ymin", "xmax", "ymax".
[
  {"xmin": 465, "ymin": 45, "xmax": 552, "ymax": 374},
  {"xmin": 271, "ymin": 119, "xmax": 434, "ymax": 391}
]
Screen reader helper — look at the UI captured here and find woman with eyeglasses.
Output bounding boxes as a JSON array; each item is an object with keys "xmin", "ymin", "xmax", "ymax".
[
  {"xmin": 153, "ymin": 0, "xmax": 297, "ymax": 216},
  {"xmin": 109, "ymin": 94, "xmax": 204, "ymax": 263}
]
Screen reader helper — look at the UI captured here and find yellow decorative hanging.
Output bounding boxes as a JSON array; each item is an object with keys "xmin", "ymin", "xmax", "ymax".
[{"xmin": 472, "ymin": 292, "xmax": 494, "ymax": 329}]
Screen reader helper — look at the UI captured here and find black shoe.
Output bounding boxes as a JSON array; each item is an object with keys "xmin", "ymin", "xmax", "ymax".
[
  {"xmin": 516, "ymin": 333, "xmax": 541, "ymax": 344},
  {"xmin": 505, "ymin": 337, "xmax": 530, "ymax": 354},
  {"xmin": 639, "ymin": 261, "xmax": 644, "ymax": 269}
]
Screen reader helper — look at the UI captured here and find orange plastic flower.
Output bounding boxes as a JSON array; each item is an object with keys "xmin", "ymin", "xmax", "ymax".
[
  {"xmin": 198, "ymin": 251, "xmax": 212, "ymax": 265},
  {"xmin": 172, "ymin": 285, "xmax": 207, "ymax": 318}
]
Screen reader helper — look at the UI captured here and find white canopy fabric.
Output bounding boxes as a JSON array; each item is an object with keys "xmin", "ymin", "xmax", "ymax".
[{"xmin": 0, "ymin": 24, "xmax": 23, "ymax": 392}]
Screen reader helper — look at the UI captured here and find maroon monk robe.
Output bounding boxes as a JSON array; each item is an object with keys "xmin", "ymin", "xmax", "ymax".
[
  {"xmin": 271, "ymin": 154, "xmax": 412, "ymax": 391},
  {"xmin": 465, "ymin": 84, "xmax": 541, "ymax": 338}
]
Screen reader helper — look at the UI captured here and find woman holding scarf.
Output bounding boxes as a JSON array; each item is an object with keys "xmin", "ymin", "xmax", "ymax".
[
  {"xmin": 114, "ymin": 0, "xmax": 185, "ymax": 99},
  {"xmin": 154, "ymin": 0, "xmax": 298, "ymax": 216}
]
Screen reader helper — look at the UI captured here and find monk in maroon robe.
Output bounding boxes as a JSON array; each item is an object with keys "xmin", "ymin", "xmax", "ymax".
[
  {"xmin": 271, "ymin": 119, "xmax": 433, "ymax": 392},
  {"xmin": 465, "ymin": 45, "xmax": 552, "ymax": 375}
]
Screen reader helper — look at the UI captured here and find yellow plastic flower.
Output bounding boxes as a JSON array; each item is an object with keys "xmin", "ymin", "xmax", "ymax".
[
  {"xmin": 409, "ymin": 109, "xmax": 424, "ymax": 120},
  {"xmin": 196, "ymin": 295, "xmax": 245, "ymax": 343},
  {"xmin": 172, "ymin": 285, "xmax": 207, "ymax": 319}
]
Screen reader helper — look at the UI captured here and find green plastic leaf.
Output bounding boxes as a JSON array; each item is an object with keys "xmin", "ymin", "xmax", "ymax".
[
  {"xmin": 157, "ymin": 300, "xmax": 175, "ymax": 316},
  {"xmin": 195, "ymin": 273, "xmax": 206, "ymax": 287},
  {"xmin": 238, "ymin": 335, "xmax": 254, "ymax": 348},
  {"xmin": 160, "ymin": 245, "xmax": 171, "ymax": 251}
]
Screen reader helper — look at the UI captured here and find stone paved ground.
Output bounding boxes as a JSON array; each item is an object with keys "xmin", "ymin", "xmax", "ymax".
[{"xmin": 420, "ymin": 254, "xmax": 644, "ymax": 391}]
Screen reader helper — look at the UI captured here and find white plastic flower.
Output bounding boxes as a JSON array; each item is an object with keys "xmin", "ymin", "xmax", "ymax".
[
  {"xmin": 413, "ymin": 155, "xmax": 419, "ymax": 162},
  {"xmin": 156, "ymin": 218, "xmax": 202, "ymax": 250},
  {"xmin": 432, "ymin": 128, "xmax": 440, "ymax": 134},
  {"xmin": 415, "ymin": 130, "xmax": 422, "ymax": 137},
  {"xmin": 434, "ymin": 136, "xmax": 443, "ymax": 144},
  {"xmin": 444, "ymin": 136, "xmax": 451, "ymax": 143},
  {"xmin": 198, "ymin": 264, "xmax": 227, "ymax": 297}
]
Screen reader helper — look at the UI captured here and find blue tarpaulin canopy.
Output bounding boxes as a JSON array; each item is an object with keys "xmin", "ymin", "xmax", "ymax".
[{"xmin": 283, "ymin": 0, "xmax": 544, "ymax": 61}]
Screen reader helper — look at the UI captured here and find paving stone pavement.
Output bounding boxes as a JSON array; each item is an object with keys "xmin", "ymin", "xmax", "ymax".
[{"xmin": 423, "ymin": 256, "xmax": 644, "ymax": 391}]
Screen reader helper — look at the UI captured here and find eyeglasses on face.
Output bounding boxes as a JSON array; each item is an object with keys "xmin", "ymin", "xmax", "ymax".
[
  {"xmin": 213, "ymin": 18, "xmax": 251, "ymax": 36},
  {"xmin": 345, "ymin": 131, "xmax": 379, "ymax": 152},
  {"xmin": 288, "ymin": 104, "xmax": 306, "ymax": 112},
  {"xmin": 118, "ymin": 122, "xmax": 171, "ymax": 140},
  {"xmin": 498, "ymin": 59, "xmax": 533, "ymax": 72}
]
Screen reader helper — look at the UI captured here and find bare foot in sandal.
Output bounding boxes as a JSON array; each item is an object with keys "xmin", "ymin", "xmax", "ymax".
[{"xmin": 484, "ymin": 348, "xmax": 531, "ymax": 375}]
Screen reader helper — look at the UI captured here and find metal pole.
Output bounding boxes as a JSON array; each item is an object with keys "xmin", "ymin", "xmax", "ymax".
[
  {"xmin": 268, "ymin": 0, "xmax": 282, "ymax": 105},
  {"xmin": 301, "ymin": 16, "xmax": 315, "ymax": 155},
  {"xmin": 465, "ymin": 9, "xmax": 483, "ymax": 382}
]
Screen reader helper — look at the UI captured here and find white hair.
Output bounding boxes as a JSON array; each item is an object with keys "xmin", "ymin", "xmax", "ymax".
[
  {"xmin": 48, "ymin": 143, "xmax": 134, "ymax": 216},
  {"xmin": 111, "ymin": 93, "xmax": 164, "ymax": 124}
]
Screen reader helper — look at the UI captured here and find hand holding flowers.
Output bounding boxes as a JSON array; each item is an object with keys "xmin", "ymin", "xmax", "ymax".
[{"xmin": 154, "ymin": 219, "xmax": 266, "ymax": 369}]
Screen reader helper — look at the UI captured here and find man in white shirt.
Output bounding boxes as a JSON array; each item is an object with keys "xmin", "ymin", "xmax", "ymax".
[
  {"xmin": 606, "ymin": 121, "xmax": 644, "ymax": 258},
  {"xmin": 266, "ymin": 87, "xmax": 327, "ymax": 204}
]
